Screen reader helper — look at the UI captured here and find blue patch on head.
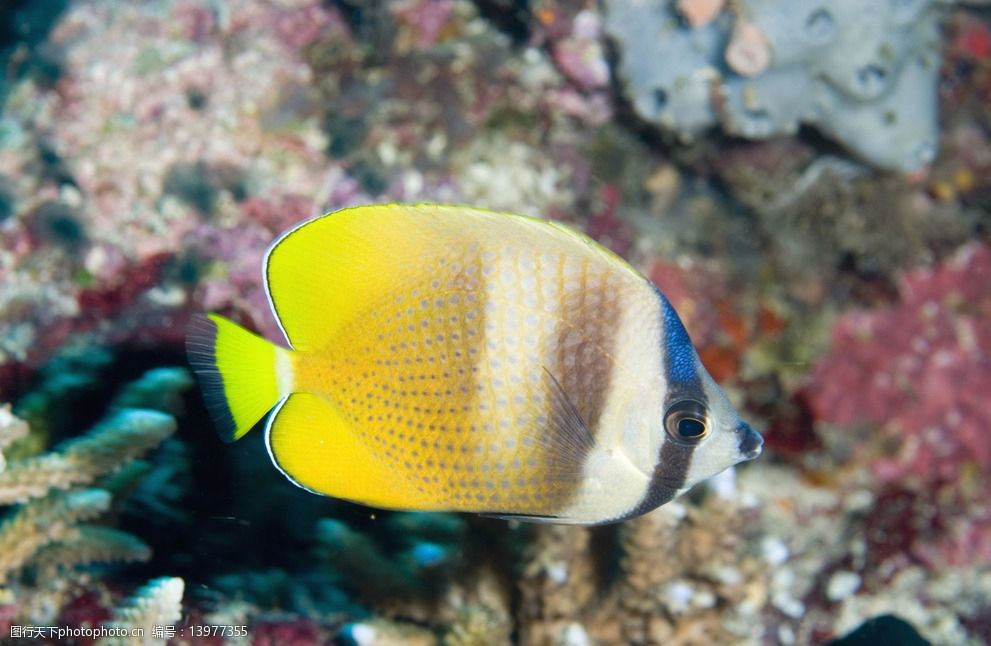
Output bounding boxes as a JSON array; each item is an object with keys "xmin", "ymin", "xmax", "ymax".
[{"xmin": 657, "ymin": 291, "xmax": 698, "ymax": 384}]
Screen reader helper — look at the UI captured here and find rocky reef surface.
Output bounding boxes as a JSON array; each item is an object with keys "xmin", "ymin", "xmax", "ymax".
[{"xmin": 0, "ymin": 0, "xmax": 989, "ymax": 644}]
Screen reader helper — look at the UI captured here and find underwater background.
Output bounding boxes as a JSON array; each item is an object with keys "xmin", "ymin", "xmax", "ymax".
[{"xmin": 0, "ymin": 0, "xmax": 989, "ymax": 644}]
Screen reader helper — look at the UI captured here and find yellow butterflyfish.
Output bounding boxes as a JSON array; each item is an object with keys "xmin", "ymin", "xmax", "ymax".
[{"xmin": 186, "ymin": 204, "xmax": 762, "ymax": 524}]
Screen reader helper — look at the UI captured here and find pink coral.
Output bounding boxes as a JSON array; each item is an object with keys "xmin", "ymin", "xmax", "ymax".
[
  {"xmin": 677, "ymin": 0, "xmax": 725, "ymax": 29},
  {"xmin": 808, "ymin": 242, "xmax": 991, "ymax": 486},
  {"xmin": 725, "ymin": 20, "xmax": 772, "ymax": 77},
  {"xmin": 268, "ymin": 2, "xmax": 339, "ymax": 49},
  {"xmin": 808, "ymin": 244, "xmax": 991, "ymax": 569},
  {"xmin": 251, "ymin": 618, "xmax": 323, "ymax": 646},
  {"xmin": 0, "ymin": 602, "xmax": 18, "ymax": 641},
  {"xmin": 549, "ymin": 9, "xmax": 610, "ymax": 91},
  {"xmin": 952, "ymin": 19, "xmax": 991, "ymax": 61},
  {"xmin": 241, "ymin": 192, "xmax": 316, "ymax": 235},
  {"xmin": 188, "ymin": 222, "xmax": 282, "ymax": 340},
  {"xmin": 59, "ymin": 592, "xmax": 112, "ymax": 643},
  {"xmin": 0, "ymin": 0, "xmax": 336, "ymax": 381},
  {"xmin": 583, "ymin": 183, "xmax": 631, "ymax": 255},
  {"xmin": 392, "ymin": 0, "xmax": 456, "ymax": 50}
]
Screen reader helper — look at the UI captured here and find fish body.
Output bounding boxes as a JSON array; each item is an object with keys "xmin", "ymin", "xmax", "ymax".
[{"xmin": 187, "ymin": 204, "xmax": 762, "ymax": 524}]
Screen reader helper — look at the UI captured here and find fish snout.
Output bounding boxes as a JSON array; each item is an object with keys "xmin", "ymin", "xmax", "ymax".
[{"xmin": 736, "ymin": 421, "xmax": 764, "ymax": 460}]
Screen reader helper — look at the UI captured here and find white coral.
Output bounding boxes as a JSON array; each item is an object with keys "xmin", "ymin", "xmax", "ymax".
[
  {"xmin": 100, "ymin": 577, "xmax": 185, "ymax": 646},
  {"xmin": 0, "ymin": 405, "xmax": 29, "ymax": 473}
]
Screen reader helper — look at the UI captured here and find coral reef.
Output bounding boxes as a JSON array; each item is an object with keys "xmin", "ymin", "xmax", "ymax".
[
  {"xmin": 516, "ymin": 480, "xmax": 769, "ymax": 644},
  {"xmin": 807, "ymin": 242, "xmax": 991, "ymax": 570},
  {"xmin": 98, "ymin": 576, "xmax": 184, "ymax": 646},
  {"xmin": 0, "ymin": 488, "xmax": 112, "ymax": 584},
  {"xmin": 0, "ymin": 408, "xmax": 176, "ymax": 505},
  {"xmin": 809, "ymin": 242, "xmax": 991, "ymax": 484},
  {"xmin": 0, "ymin": 406, "xmax": 28, "ymax": 473},
  {"xmin": 604, "ymin": 0, "xmax": 943, "ymax": 172},
  {"xmin": 0, "ymin": 0, "xmax": 335, "ymax": 371},
  {"xmin": 33, "ymin": 526, "xmax": 152, "ymax": 573},
  {"xmin": 315, "ymin": 512, "xmax": 515, "ymax": 642},
  {"xmin": 314, "ymin": 513, "xmax": 467, "ymax": 603},
  {"xmin": 0, "ymin": 0, "xmax": 618, "ymax": 382},
  {"xmin": 0, "ymin": 0, "xmax": 70, "ymax": 109},
  {"xmin": 0, "ymin": 364, "xmax": 190, "ymax": 639},
  {"xmin": 0, "ymin": 0, "xmax": 988, "ymax": 644}
]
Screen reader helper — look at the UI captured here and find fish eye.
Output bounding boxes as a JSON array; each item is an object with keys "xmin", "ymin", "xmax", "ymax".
[{"xmin": 664, "ymin": 400, "xmax": 710, "ymax": 444}]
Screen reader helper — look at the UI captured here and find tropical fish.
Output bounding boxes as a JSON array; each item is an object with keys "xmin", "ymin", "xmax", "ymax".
[{"xmin": 186, "ymin": 204, "xmax": 762, "ymax": 524}]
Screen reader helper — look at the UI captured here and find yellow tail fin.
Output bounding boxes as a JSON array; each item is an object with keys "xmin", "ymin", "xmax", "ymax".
[{"xmin": 186, "ymin": 314, "xmax": 293, "ymax": 442}]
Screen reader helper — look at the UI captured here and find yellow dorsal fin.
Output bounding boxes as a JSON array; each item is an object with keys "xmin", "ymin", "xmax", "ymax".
[
  {"xmin": 263, "ymin": 204, "xmax": 641, "ymax": 351},
  {"xmin": 264, "ymin": 204, "xmax": 443, "ymax": 350}
]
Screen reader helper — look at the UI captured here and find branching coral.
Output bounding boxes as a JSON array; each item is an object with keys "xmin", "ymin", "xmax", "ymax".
[
  {"xmin": 341, "ymin": 566, "xmax": 512, "ymax": 646},
  {"xmin": 517, "ymin": 523, "xmax": 597, "ymax": 644},
  {"xmin": 311, "ymin": 479, "xmax": 767, "ymax": 644},
  {"xmin": 98, "ymin": 576, "xmax": 185, "ymax": 646},
  {"xmin": 342, "ymin": 617, "xmax": 438, "ymax": 646},
  {"xmin": 0, "ymin": 405, "xmax": 28, "ymax": 473},
  {"xmin": 315, "ymin": 512, "xmax": 470, "ymax": 607},
  {"xmin": 442, "ymin": 568, "xmax": 512, "ymax": 646},
  {"xmin": 318, "ymin": 512, "xmax": 515, "ymax": 643},
  {"xmin": 10, "ymin": 346, "xmax": 116, "ymax": 447},
  {"xmin": 34, "ymin": 526, "xmax": 152, "ymax": 573},
  {"xmin": 0, "ymin": 364, "xmax": 190, "ymax": 633},
  {"xmin": 516, "ymin": 483, "xmax": 768, "ymax": 645},
  {"xmin": 0, "ymin": 409, "xmax": 176, "ymax": 505},
  {"xmin": 110, "ymin": 367, "xmax": 193, "ymax": 415},
  {"xmin": 0, "ymin": 489, "xmax": 111, "ymax": 584}
]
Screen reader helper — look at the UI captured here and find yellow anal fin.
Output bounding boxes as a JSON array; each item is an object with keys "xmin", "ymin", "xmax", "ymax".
[{"xmin": 265, "ymin": 393, "xmax": 428, "ymax": 509}]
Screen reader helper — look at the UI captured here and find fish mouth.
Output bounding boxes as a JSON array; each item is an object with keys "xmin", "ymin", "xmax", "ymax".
[{"xmin": 736, "ymin": 421, "xmax": 764, "ymax": 460}]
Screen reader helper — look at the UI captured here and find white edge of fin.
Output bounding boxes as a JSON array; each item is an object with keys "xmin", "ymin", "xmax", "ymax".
[
  {"xmin": 262, "ymin": 214, "xmax": 323, "ymax": 350},
  {"xmin": 263, "ymin": 395, "xmax": 322, "ymax": 495}
]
